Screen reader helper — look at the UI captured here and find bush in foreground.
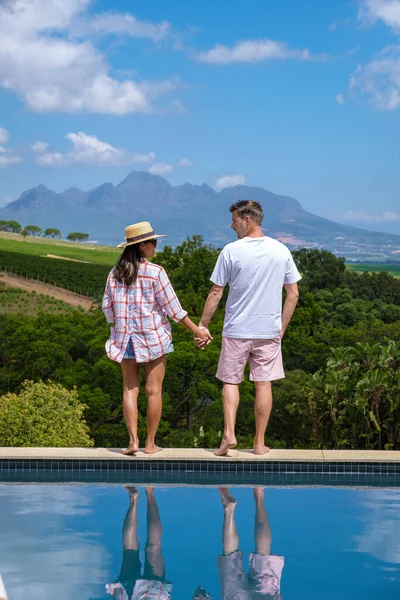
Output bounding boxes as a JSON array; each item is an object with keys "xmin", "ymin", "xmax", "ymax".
[{"xmin": 0, "ymin": 380, "xmax": 94, "ymax": 447}]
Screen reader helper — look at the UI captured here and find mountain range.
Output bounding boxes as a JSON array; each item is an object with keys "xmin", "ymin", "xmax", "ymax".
[{"xmin": 1, "ymin": 170, "xmax": 400, "ymax": 261}]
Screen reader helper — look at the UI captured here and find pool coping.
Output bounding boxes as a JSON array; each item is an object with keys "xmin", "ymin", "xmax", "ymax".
[
  {"xmin": 1, "ymin": 448, "xmax": 399, "ymax": 484},
  {"xmin": 0, "ymin": 447, "xmax": 400, "ymax": 462}
]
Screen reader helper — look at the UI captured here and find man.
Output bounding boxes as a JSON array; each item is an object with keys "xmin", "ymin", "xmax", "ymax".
[
  {"xmin": 217, "ymin": 487, "xmax": 284, "ymax": 600},
  {"xmin": 198, "ymin": 200, "xmax": 301, "ymax": 456}
]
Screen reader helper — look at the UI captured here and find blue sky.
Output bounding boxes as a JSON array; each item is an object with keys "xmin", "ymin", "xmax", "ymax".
[{"xmin": 1, "ymin": 0, "xmax": 400, "ymax": 233}]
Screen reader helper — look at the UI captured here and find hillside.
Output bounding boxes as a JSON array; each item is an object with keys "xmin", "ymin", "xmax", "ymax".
[{"xmin": 1, "ymin": 171, "xmax": 400, "ymax": 260}]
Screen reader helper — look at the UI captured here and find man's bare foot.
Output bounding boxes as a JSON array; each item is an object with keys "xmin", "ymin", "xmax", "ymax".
[
  {"xmin": 254, "ymin": 445, "xmax": 270, "ymax": 455},
  {"xmin": 219, "ymin": 488, "xmax": 237, "ymax": 508},
  {"xmin": 144, "ymin": 444, "xmax": 163, "ymax": 454},
  {"xmin": 214, "ymin": 437, "xmax": 237, "ymax": 457},
  {"xmin": 125, "ymin": 486, "xmax": 139, "ymax": 501}
]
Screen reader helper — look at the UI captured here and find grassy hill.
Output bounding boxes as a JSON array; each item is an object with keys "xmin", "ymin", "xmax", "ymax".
[
  {"xmin": 0, "ymin": 232, "xmax": 119, "ymax": 266},
  {"xmin": 347, "ymin": 263, "xmax": 400, "ymax": 279}
]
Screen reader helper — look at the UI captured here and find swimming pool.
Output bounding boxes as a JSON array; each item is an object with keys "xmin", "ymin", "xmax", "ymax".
[{"xmin": 0, "ymin": 483, "xmax": 399, "ymax": 599}]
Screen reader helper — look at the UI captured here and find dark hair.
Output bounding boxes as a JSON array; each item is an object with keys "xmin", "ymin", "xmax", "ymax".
[
  {"xmin": 114, "ymin": 243, "xmax": 143, "ymax": 286},
  {"xmin": 229, "ymin": 199, "xmax": 264, "ymax": 225}
]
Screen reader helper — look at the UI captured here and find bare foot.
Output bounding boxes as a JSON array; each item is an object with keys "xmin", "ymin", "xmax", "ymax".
[
  {"xmin": 122, "ymin": 443, "xmax": 139, "ymax": 455},
  {"xmin": 125, "ymin": 486, "xmax": 139, "ymax": 500},
  {"xmin": 219, "ymin": 488, "xmax": 237, "ymax": 508},
  {"xmin": 214, "ymin": 437, "xmax": 237, "ymax": 457},
  {"xmin": 254, "ymin": 445, "xmax": 270, "ymax": 455},
  {"xmin": 144, "ymin": 444, "xmax": 163, "ymax": 454},
  {"xmin": 253, "ymin": 487, "xmax": 264, "ymax": 501}
]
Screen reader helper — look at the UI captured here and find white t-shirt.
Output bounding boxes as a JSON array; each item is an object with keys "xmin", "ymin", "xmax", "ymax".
[{"xmin": 210, "ymin": 236, "xmax": 301, "ymax": 339}]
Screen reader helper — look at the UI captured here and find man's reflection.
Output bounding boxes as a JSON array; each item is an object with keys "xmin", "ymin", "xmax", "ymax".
[
  {"xmin": 106, "ymin": 486, "xmax": 172, "ymax": 600},
  {"xmin": 217, "ymin": 487, "xmax": 284, "ymax": 600}
]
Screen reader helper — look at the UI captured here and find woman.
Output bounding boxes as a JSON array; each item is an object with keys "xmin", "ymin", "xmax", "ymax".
[{"xmin": 102, "ymin": 221, "xmax": 211, "ymax": 455}]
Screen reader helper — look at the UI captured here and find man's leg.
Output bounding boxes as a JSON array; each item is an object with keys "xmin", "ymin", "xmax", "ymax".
[
  {"xmin": 253, "ymin": 487, "xmax": 271, "ymax": 555},
  {"xmin": 214, "ymin": 384, "xmax": 240, "ymax": 456},
  {"xmin": 254, "ymin": 381, "xmax": 272, "ymax": 455}
]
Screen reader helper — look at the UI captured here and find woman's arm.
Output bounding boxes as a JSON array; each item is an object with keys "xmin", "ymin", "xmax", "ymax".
[{"xmin": 102, "ymin": 272, "xmax": 115, "ymax": 324}]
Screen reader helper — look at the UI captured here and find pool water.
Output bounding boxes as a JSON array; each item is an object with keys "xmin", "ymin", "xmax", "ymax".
[{"xmin": 0, "ymin": 484, "xmax": 399, "ymax": 599}]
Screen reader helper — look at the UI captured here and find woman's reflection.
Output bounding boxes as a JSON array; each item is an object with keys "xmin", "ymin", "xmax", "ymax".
[
  {"xmin": 217, "ymin": 487, "xmax": 284, "ymax": 600},
  {"xmin": 106, "ymin": 486, "xmax": 172, "ymax": 600}
]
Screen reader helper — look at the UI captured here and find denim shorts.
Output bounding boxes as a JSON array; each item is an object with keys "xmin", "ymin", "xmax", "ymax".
[{"xmin": 123, "ymin": 338, "xmax": 135, "ymax": 360}]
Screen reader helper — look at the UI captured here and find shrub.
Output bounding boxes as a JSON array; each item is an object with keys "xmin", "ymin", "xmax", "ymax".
[{"xmin": 0, "ymin": 380, "xmax": 94, "ymax": 447}]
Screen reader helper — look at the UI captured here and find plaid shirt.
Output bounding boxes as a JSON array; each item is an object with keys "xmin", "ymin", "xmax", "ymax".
[
  {"xmin": 105, "ymin": 579, "xmax": 172, "ymax": 600},
  {"xmin": 102, "ymin": 261, "xmax": 187, "ymax": 363}
]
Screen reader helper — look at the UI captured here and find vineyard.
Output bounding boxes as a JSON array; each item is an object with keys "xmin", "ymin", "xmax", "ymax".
[
  {"xmin": 0, "ymin": 282, "xmax": 79, "ymax": 316},
  {"xmin": 0, "ymin": 249, "xmax": 110, "ymax": 301}
]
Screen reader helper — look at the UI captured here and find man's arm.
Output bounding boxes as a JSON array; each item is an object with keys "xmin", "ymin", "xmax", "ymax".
[
  {"xmin": 199, "ymin": 284, "xmax": 225, "ymax": 328},
  {"xmin": 281, "ymin": 282, "xmax": 299, "ymax": 339}
]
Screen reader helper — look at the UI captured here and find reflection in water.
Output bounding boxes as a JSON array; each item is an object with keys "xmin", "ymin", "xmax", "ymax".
[
  {"xmin": 106, "ymin": 487, "xmax": 172, "ymax": 600},
  {"xmin": 216, "ymin": 488, "xmax": 283, "ymax": 600},
  {"xmin": 107, "ymin": 487, "xmax": 283, "ymax": 600}
]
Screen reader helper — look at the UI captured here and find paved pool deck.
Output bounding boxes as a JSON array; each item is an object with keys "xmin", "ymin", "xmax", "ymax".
[{"xmin": 1, "ymin": 447, "xmax": 400, "ymax": 462}]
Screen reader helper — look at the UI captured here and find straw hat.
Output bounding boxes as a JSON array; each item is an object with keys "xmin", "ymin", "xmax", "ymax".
[{"xmin": 117, "ymin": 221, "xmax": 166, "ymax": 248}]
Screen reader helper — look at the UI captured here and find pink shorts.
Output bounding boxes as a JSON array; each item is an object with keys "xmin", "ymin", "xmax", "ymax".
[
  {"xmin": 217, "ymin": 551, "xmax": 284, "ymax": 599},
  {"xmin": 216, "ymin": 337, "xmax": 284, "ymax": 384}
]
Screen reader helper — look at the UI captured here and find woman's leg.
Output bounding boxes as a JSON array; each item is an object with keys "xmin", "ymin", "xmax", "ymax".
[
  {"xmin": 121, "ymin": 358, "xmax": 141, "ymax": 453},
  {"xmin": 143, "ymin": 355, "xmax": 167, "ymax": 454}
]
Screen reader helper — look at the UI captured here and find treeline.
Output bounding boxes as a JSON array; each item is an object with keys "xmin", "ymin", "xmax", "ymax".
[
  {"xmin": 1, "ymin": 237, "xmax": 400, "ymax": 449},
  {"xmin": 0, "ymin": 220, "xmax": 89, "ymax": 241}
]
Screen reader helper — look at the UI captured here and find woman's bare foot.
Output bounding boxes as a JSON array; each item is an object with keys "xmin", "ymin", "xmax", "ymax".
[
  {"xmin": 144, "ymin": 443, "xmax": 163, "ymax": 454},
  {"xmin": 219, "ymin": 488, "xmax": 237, "ymax": 508},
  {"xmin": 254, "ymin": 444, "xmax": 270, "ymax": 455},
  {"xmin": 122, "ymin": 442, "xmax": 139, "ymax": 456},
  {"xmin": 214, "ymin": 437, "xmax": 237, "ymax": 457},
  {"xmin": 253, "ymin": 487, "xmax": 264, "ymax": 501}
]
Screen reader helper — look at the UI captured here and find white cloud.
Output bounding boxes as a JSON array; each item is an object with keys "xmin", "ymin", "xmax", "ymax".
[
  {"xmin": 0, "ymin": 154, "xmax": 22, "ymax": 167},
  {"xmin": 0, "ymin": 126, "xmax": 9, "ymax": 144},
  {"xmin": 82, "ymin": 12, "xmax": 170, "ymax": 42},
  {"xmin": 0, "ymin": 0, "xmax": 177, "ymax": 115},
  {"xmin": 0, "ymin": 485, "xmax": 107, "ymax": 600},
  {"xmin": 36, "ymin": 132, "xmax": 155, "ymax": 167},
  {"xmin": 341, "ymin": 209, "xmax": 400, "ymax": 223},
  {"xmin": 215, "ymin": 174, "xmax": 246, "ymax": 189},
  {"xmin": 329, "ymin": 17, "xmax": 353, "ymax": 31},
  {"xmin": 148, "ymin": 161, "xmax": 173, "ymax": 175},
  {"xmin": 358, "ymin": 0, "xmax": 400, "ymax": 31},
  {"xmin": 179, "ymin": 157, "xmax": 193, "ymax": 167},
  {"xmin": 31, "ymin": 141, "xmax": 49, "ymax": 153},
  {"xmin": 0, "ymin": 125, "xmax": 21, "ymax": 165},
  {"xmin": 196, "ymin": 38, "xmax": 324, "ymax": 65},
  {"xmin": 350, "ymin": 46, "xmax": 400, "ymax": 110},
  {"xmin": 336, "ymin": 93, "xmax": 345, "ymax": 104},
  {"xmin": 349, "ymin": 3, "xmax": 400, "ymax": 110}
]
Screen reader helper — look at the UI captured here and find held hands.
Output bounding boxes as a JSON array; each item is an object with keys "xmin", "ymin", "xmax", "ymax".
[{"xmin": 194, "ymin": 325, "xmax": 213, "ymax": 350}]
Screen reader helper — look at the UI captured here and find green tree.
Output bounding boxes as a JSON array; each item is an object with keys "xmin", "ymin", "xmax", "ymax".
[
  {"xmin": 67, "ymin": 232, "xmax": 89, "ymax": 242},
  {"xmin": 0, "ymin": 380, "xmax": 93, "ymax": 447},
  {"xmin": 44, "ymin": 228, "xmax": 62, "ymax": 238},
  {"xmin": 24, "ymin": 225, "xmax": 42, "ymax": 236},
  {"xmin": 2, "ymin": 220, "xmax": 22, "ymax": 234}
]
